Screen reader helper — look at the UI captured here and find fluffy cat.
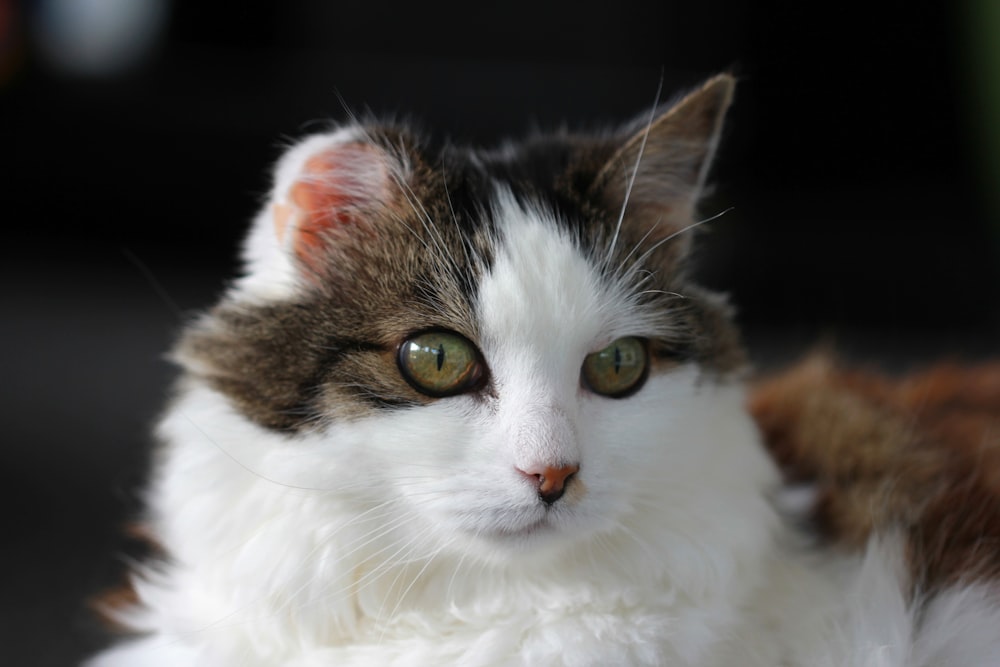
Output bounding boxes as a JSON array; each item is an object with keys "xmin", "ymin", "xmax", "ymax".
[{"xmin": 87, "ymin": 75, "xmax": 1000, "ymax": 666}]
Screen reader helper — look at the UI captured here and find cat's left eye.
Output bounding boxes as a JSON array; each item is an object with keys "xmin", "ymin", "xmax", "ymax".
[
  {"xmin": 581, "ymin": 337, "xmax": 649, "ymax": 398},
  {"xmin": 398, "ymin": 331, "xmax": 485, "ymax": 397}
]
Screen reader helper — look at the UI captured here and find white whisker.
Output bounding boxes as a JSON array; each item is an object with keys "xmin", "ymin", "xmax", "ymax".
[
  {"xmin": 440, "ymin": 162, "xmax": 477, "ymax": 271},
  {"xmin": 377, "ymin": 535, "xmax": 458, "ymax": 641},
  {"xmin": 605, "ymin": 76, "xmax": 664, "ymax": 267},
  {"xmin": 621, "ymin": 206, "xmax": 734, "ymax": 288}
]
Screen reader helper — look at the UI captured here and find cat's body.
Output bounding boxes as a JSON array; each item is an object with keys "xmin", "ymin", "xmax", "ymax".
[{"xmin": 88, "ymin": 76, "xmax": 1000, "ymax": 666}]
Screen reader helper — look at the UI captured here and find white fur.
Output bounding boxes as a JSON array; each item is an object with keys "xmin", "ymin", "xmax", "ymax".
[
  {"xmin": 88, "ymin": 135, "xmax": 1000, "ymax": 666},
  {"xmin": 911, "ymin": 583, "xmax": 1000, "ymax": 666}
]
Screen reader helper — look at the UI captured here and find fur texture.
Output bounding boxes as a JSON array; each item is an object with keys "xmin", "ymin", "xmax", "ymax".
[
  {"xmin": 88, "ymin": 76, "xmax": 1000, "ymax": 666},
  {"xmin": 750, "ymin": 354, "xmax": 1000, "ymax": 589}
]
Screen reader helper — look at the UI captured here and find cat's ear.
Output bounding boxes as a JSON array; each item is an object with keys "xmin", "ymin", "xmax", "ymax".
[
  {"xmin": 590, "ymin": 74, "xmax": 735, "ymax": 255},
  {"xmin": 238, "ymin": 127, "xmax": 404, "ymax": 296}
]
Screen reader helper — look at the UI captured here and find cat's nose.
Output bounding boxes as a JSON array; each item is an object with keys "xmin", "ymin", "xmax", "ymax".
[{"xmin": 517, "ymin": 463, "xmax": 580, "ymax": 505}]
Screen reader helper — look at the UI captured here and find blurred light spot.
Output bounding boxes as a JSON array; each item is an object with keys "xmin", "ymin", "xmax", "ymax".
[
  {"xmin": 34, "ymin": 0, "xmax": 168, "ymax": 77},
  {"xmin": 0, "ymin": 0, "xmax": 25, "ymax": 86}
]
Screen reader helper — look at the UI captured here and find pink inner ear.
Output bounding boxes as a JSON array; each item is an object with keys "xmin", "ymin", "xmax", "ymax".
[{"xmin": 277, "ymin": 142, "xmax": 391, "ymax": 264}]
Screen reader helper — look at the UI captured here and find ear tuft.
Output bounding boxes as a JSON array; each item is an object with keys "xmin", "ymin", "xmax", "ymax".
[
  {"xmin": 277, "ymin": 139, "xmax": 393, "ymax": 267},
  {"xmin": 238, "ymin": 128, "xmax": 402, "ymax": 297}
]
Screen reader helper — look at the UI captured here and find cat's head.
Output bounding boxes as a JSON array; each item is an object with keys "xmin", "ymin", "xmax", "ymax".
[{"xmin": 171, "ymin": 75, "xmax": 770, "ymax": 568}]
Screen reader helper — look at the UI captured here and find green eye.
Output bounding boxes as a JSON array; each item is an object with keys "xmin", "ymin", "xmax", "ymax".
[
  {"xmin": 582, "ymin": 337, "xmax": 648, "ymax": 397},
  {"xmin": 398, "ymin": 331, "xmax": 485, "ymax": 397}
]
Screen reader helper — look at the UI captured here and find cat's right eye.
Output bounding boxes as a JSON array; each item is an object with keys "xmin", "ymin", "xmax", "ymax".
[{"xmin": 398, "ymin": 330, "xmax": 485, "ymax": 397}]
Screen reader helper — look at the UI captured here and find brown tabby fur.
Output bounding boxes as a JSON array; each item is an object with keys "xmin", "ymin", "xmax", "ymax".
[{"xmin": 749, "ymin": 354, "xmax": 1000, "ymax": 593}]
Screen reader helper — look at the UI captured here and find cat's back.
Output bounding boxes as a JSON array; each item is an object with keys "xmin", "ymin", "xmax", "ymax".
[{"xmin": 745, "ymin": 354, "xmax": 1000, "ymax": 666}]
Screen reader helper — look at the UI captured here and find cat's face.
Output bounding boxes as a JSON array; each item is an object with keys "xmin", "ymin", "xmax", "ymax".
[{"xmin": 173, "ymin": 76, "xmax": 754, "ymax": 567}]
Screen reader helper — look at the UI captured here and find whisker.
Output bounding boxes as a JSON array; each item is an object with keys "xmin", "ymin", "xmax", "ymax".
[
  {"xmin": 445, "ymin": 539, "xmax": 473, "ymax": 602},
  {"xmin": 605, "ymin": 76, "xmax": 665, "ymax": 267},
  {"xmin": 378, "ymin": 535, "xmax": 458, "ymax": 640},
  {"xmin": 440, "ymin": 161, "xmax": 476, "ymax": 271},
  {"xmin": 271, "ymin": 519, "xmax": 398, "ymax": 617},
  {"xmin": 391, "ymin": 211, "xmax": 438, "ymax": 258},
  {"xmin": 622, "ymin": 206, "xmax": 734, "ymax": 286},
  {"xmin": 370, "ymin": 532, "xmax": 434, "ymax": 631},
  {"xmin": 121, "ymin": 247, "xmax": 185, "ymax": 320},
  {"xmin": 339, "ymin": 522, "xmax": 437, "ymax": 606},
  {"xmin": 179, "ymin": 413, "xmax": 334, "ymax": 491},
  {"xmin": 612, "ymin": 221, "xmax": 659, "ymax": 280},
  {"xmin": 393, "ymin": 172, "xmax": 463, "ymax": 278},
  {"xmin": 636, "ymin": 290, "xmax": 689, "ymax": 299},
  {"xmin": 303, "ymin": 516, "xmax": 429, "ymax": 610}
]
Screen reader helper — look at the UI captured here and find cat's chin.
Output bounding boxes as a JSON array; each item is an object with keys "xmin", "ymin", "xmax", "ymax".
[
  {"xmin": 482, "ymin": 515, "xmax": 554, "ymax": 542},
  {"xmin": 452, "ymin": 510, "xmax": 590, "ymax": 565}
]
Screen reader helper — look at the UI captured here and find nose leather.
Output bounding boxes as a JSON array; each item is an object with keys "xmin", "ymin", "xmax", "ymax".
[
  {"xmin": 518, "ymin": 463, "xmax": 579, "ymax": 504},
  {"xmin": 538, "ymin": 465, "xmax": 578, "ymax": 495}
]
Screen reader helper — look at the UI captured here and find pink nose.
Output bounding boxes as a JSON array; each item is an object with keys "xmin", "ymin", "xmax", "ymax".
[{"xmin": 517, "ymin": 463, "xmax": 580, "ymax": 504}]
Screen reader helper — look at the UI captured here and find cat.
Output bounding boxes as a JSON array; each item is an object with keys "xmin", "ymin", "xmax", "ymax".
[{"xmin": 86, "ymin": 74, "xmax": 1000, "ymax": 666}]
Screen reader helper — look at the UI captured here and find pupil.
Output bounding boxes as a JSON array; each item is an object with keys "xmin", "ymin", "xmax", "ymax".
[
  {"xmin": 613, "ymin": 345, "xmax": 621, "ymax": 374},
  {"xmin": 436, "ymin": 343, "xmax": 445, "ymax": 371}
]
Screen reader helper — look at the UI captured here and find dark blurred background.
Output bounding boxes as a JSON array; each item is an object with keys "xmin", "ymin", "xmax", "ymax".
[{"xmin": 2, "ymin": 0, "xmax": 999, "ymax": 664}]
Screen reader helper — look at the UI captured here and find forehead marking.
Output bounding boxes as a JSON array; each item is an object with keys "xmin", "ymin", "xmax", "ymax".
[{"xmin": 477, "ymin": 189, "xmax": 608, "ymax": 356}]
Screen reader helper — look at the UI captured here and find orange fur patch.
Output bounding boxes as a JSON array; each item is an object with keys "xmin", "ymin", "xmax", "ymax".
[
  {"xmin": 90, "ymin": 582, "xmax": 140, "ymax": 632},
  {"xmin": 90, "ymin": 522, "xmax": 161, "ymax": 631},
  {"xmin": 749, "ymin": 354, "xmax": 1000, "ymax": 591}
]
